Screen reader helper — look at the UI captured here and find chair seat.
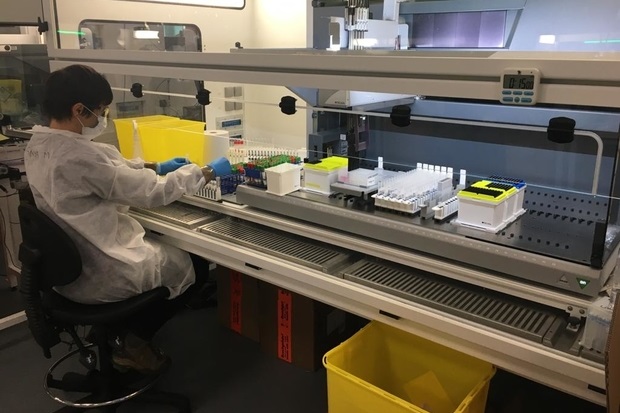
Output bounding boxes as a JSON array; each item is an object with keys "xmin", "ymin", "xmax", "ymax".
[{"xmin": 43, "ymin": 287, "xmax": 170, "ymax": 325}]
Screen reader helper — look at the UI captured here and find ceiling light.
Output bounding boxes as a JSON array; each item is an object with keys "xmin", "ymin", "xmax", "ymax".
[
  {"xmin": 539, "ymin": 35, "xmax": 556, "ymax": 45},
  {"xmin": 133, "ymin": 26, "xmax": 159, "ymax": 40}
]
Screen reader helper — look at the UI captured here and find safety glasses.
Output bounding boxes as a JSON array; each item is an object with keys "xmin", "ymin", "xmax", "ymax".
[{"xmin": 82, "ymin": 105, "xmax": 110, "ymax": 118}]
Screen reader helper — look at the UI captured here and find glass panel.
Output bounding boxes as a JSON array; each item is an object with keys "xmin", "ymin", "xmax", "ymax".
[
  {"xmin": 305, "ymin": 97, "xmax": 620, "ymax": 271},
  {"xmin": 54, "ymin": 0, "xmax": 310, "ymax": 51},
  {"xmin": 50, "ymin": 62, "xmax": 620, "ymax": 295},
  {"xmin": 95, "ymin": 73, "xmax": 308, "ymax": 162},
  {"xmin": 410, "ymin": 11, "xmax": 506, "ymax": 48},
  {"xmin": 0, "ymin": 27, "xmax": 21, "ymax": 35},
  {"xmin": 0, "ymin": 43, "xmax": 49, "ymax": 129},
  {"xmin": 312, "ymin": 0, "xmax": 620, "ymax": 52},
  {"xmin": 52, "ymin": 0, "xmax": 620, "ymax": 52},
  {"xmin": 78, "ymin": 21, "xmax": 201, "ymax": 51},
  {"xmin": 94, "ymin": 68, "xmax": 620, "ymax": 272}
]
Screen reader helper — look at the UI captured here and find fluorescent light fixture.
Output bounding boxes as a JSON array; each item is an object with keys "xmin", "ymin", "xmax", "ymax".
[
  {"xmin": 539, "ymin": 35, "xmax": 556, "ymax": 44},
  {"xmin": 57, "ymin": 30, "xmax": 86, "ymax": 36},
  {"xmin": 133, "ymin": 27, "xmax": 160, "ymax": 40},
  {"xmin": 584, "ymin": 39, "xmax": 620, "ymax": 44},
  {"xmin": 124, "ymin": 0, "xmax": 244, "ymax": 8}
]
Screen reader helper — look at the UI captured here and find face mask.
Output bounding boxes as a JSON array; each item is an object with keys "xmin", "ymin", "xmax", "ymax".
[{"xmin": 77, "ymin": 106, "xmax": 108, "ymax": 140}]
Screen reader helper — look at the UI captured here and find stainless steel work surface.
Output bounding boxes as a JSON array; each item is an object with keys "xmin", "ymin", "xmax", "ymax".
[{"xmin": 236, "ymin": 184, "xmax": 618, "ymax": 297}]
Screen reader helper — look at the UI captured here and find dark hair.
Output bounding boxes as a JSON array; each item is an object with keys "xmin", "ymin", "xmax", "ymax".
[{"xmin": 42, "ymin": 64, "xmax": 113, "ymax": 121}]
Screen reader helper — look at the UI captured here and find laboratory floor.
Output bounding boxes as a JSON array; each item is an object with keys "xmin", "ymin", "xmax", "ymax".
[
  {"xmin": 0, "ymin": 292, "xmax": 607, "ymax": 413},
  {"xmin": 0, "ymin": 276, "xmax": 22, "ymax": 319}
]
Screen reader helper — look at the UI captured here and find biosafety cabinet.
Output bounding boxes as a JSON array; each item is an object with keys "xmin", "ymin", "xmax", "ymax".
[{"xmin": 43, "ymin": 0, "xmax": 620, "ymax": 407}]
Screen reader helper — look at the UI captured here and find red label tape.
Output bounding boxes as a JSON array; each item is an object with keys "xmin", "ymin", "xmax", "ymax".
[{"xmin": 277, "ymin": 289, "xmax": 292, "ymax": 362}]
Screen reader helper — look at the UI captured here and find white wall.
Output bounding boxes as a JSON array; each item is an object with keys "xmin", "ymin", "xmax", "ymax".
[
  {"xmin": 243, "ymin": 0, "xmax": 312, "ymax": 150},
  {"xmin": 250, "ymin": 0, "xmax": 312, "ymax": 48}
]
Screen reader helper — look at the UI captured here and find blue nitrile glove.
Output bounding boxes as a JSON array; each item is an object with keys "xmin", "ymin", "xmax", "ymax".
[
  {"xmin": 155, "ymin": 157, "xmax": 190, "ymax": 175},
  {"xmin": 207, "ymin": 156, "xmax": 232, "ymax": 177}
]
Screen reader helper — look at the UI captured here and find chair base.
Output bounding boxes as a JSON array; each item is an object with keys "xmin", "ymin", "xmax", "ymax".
[
  {"xmin": 45, "ymin": 345, "xmax": 159, "ymax": 408},
  {"xmin": 50, "ymin": 389, "xmax": 192, "ymax": 413},
  {"xmin": 45, "ymin": 346, "xmax": 190, "ymax": 412}
]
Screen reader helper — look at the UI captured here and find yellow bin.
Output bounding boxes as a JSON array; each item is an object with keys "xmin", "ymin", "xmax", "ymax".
[
  {"xmin": 113, "ymin": 115, "xmax": 179, "ymax": 158},
  {"xmin": 138, "ymin": 120, "xmax": 207, "ymax": 164},
  {"xmin": 0, "ymin": 79, "xmax": 23, "ymax": 115},
  {"xmin": 323, "ymin": 322, "xmax": 495, "ymax": 413}
]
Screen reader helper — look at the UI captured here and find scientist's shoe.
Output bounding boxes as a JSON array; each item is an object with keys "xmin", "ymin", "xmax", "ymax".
[{"xmin": 111, "ymin": 334, "xmax": 171, "ymax": 375}]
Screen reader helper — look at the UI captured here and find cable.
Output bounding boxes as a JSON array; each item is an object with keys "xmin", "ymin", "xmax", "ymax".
[{"xmin": 0, "ymin": 206, "xmax": 19, "ymax": 269}]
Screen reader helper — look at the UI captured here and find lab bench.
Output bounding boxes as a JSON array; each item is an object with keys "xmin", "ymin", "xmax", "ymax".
[
  {"xmin": 130, "ymin": 197, "xmax": 609, "ymax": 406},
  {"xmin": 40, "ymin": 4, "xmax": 620, "ymax": 406}
]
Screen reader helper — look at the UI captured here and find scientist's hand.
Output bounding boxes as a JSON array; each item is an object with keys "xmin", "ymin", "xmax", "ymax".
[
  {"xmin": 208, "ymin": 157, "xmax": 232, "ymax": 177},
  {"xmin": 200, "ymin": 157, "xmax": 232, "ymax": 182},
  {"xmin": 156, "ymin": 157, "xmax": 189, "ymax": 175}
]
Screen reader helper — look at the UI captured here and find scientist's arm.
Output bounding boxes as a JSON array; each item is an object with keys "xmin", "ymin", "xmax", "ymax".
[
  {"xmin": 144, "ymin": 162, "xmax": 157, "ymax": 171},
  {"xmin": 68, "ymin": 149, "xmax": 228, "ymax": 208},
  {"xmin": 67, "ymin": 151, "xmax": 211, "ymax": 208}
]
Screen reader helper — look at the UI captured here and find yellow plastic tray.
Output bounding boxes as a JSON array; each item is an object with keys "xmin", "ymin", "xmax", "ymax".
[
  {"xmin": 323, "ymin": 321, "xmax": 495, "ymax": 413},
  {"xmin": 0, "ymin": 79, "xmax": 23, "ymax": 115},
  {"xmin": 305, "ymin": 156, "xmax": 349, "ymax": 172},
  {"xmin": 138, "ymin": 120, "xmax": 207, "ymax": 164},
  {"xmin": 113, "ymin": 115, "xmax": 179, "ymax": 158},
  {"xmin": 458, "ymin": 180, "xmax": 512, "ymax": 202}
]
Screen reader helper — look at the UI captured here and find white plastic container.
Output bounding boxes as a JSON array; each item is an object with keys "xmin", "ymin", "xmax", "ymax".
[
  {"xmin": 513, "ymin": 185, "xmax": 527, "ymax": 215},
  {"xmin": 304, "ymin": 167, "xmax": 339, "ymax": 194},
  {"xmin": 338, "ymin": 168, "xmax": 378, "ymax": 187},
  {"xmin": 456, "ymin": 195, "xmax": 508, "ymax": 232},
  {"xmin": 303, "ymin": 157, "xmax": 348, "ymax": 194},
  {"xmin": 265, "ymin": 163, "xmax": 301, "ymax": 196},
  {"xmin": 204, "ymin": 130, "xmax": 230, "ymax": 161},
  {"xmin": 488, "ymin": 177, "xmax": 527, "ymax": 217},
  {"xmin": 455, "ymin": 180, "xmax": 526, "ymax": 233},
  {"xmin": 433, "ymin": 196, "xmax": 459, "ymax": 220},
  {"xmin": 581, "ymin": 296, "xmax": 614, "ymax": 353}
]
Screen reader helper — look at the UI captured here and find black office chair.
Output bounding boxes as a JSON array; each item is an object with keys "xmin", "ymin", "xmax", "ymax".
[{"xmin": 18, "ymin": 202, "xmax": 191, "ymax": 412}]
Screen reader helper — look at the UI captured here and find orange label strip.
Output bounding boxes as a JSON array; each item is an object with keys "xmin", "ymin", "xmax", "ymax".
[
  {"xmin": 230, "ymin": 270, "xmax": 243, "ymax": 334},
  {"xmin": 277, "ymin": 289, "xmax": 292, "ymax": 362}
]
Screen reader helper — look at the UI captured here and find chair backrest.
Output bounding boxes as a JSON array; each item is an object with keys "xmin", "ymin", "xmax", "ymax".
[
  {"xmin": 18, "ymin": 203, "xmax": 82, "ymax": 290},
  {"xmin": 18, "ymin": 203, "xmax": 83, "ymax": 358}
]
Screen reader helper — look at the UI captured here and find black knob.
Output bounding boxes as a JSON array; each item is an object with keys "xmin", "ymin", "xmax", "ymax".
[{"xmin": 4, "ymin": 45, "xmax": 10, "ymax": 51}]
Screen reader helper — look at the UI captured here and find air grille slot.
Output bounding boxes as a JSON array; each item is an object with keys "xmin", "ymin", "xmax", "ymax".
[
  {"xmin": 200, "ymin": 217, "xmax": 352, "ymax": 272},
  {"xmin": 342, "ymin": 259, "xmax": 558, "ymax": 342},
  {"xmin": 132, "ymin": 202, "xmax": 220, "ymax": 229}
]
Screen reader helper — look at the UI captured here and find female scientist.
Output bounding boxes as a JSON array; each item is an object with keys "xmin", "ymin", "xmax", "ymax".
[{"xmin": 24, "ymin": 64, "xmax": 230, "ymax": 372}]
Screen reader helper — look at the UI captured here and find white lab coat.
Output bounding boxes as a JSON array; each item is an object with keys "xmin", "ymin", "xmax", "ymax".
[{"xmin": 24, "ymin": 126, "xmax": 206, "ymax": 304}]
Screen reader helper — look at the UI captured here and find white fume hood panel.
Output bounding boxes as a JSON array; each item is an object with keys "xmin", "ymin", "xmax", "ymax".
[{"xmin": 1, "ymin": 0, "xmax": 44, "ymax": 24}]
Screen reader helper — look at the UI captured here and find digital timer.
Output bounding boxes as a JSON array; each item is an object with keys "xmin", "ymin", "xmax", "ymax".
[{"xmin": 499, "ymin": 68, "xmax": 541, "ymax": 105}]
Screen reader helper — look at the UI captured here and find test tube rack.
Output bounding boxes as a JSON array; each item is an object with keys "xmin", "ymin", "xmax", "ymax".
[{"xmin": 373, "ymin": 163, "xmax": 454, "ymax": 215}]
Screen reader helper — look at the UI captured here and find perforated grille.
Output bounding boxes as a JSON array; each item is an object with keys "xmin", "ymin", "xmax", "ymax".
[
  {"xmin": 132, "ymin": 203, "xmax": 220, "ymax": 229},
  {"xmin": 200, "ymin": 218, "xmax": 351, "ymax": 272},
  {"xmin": 343, "ymin": 259, "xmax": 558, "ymax": 342}
]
